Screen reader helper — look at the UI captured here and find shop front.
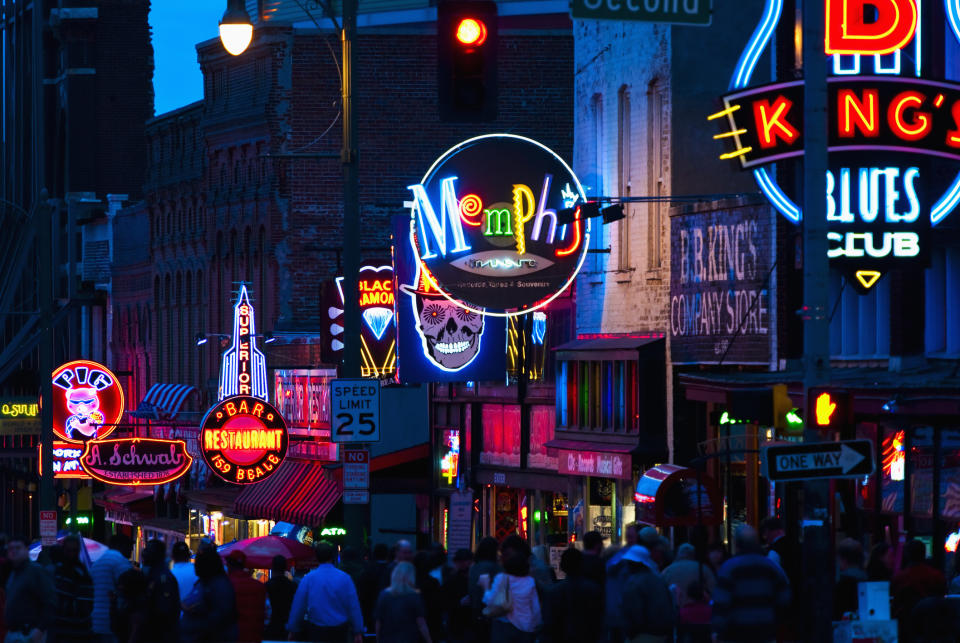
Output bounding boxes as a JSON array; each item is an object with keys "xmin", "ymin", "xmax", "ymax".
[{"xmin": 550, "ymin": 336, "xmax": 667, "ymax": 546}]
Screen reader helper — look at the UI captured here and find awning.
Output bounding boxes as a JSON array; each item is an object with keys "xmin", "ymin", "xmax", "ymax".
[
  {"xmin": 132, "ymin": 383, "xmax": 198, "ymax": 420},
  {"xmin": 94, "ymin": 487, "xmax": 155, "ymax": 525},
  {"xmin": 234, "ymin": 460, "xmax": 342, "ymax": 526},
  {"xmin": 183, "ymin": 487, "xmax": 242, "ymax": 514},
  {"xmin": 554, "ymin": 335, "xmax": 664, "ymax": 361},
  {"xmin": 634, "ymin": 464, "xmax": 722, "ymax": 528},
  {"xmin": 545, "ymin": 438, "xmax": 668, "ymax": 472}
]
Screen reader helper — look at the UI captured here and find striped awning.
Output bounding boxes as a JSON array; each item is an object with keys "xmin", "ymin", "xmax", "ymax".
[
  {"xmin": 234, "ymin": 460, "xmax": 342, "ymax": 526},
  {"xmin": 133, "ymin": 383, "xmax": 197, "ymax": 420}
]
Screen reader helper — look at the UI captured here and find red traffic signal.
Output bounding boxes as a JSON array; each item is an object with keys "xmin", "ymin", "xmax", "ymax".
[
  {"xmin": 808, "ymin": 389, "xmax": 850, "ymax": 430},
  {"xmin": 455, "ymin": 18, "xmax": 487, "ymax": 46}
]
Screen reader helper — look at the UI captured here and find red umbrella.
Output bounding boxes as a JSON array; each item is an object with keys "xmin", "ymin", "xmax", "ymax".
[{"xmin": 217, "ymin": 535, "xmax": 318, "ymax": 569}]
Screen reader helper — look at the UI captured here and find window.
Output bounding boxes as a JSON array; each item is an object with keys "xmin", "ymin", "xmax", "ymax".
[
  {"xmin": 647, "ymin": 81, "xmax": 665, "ymax": 270},
  {"xmin": 829, "ymin": 271, "xmax": 890, "ymax": 357},
  {"xmin": 925, "ymin": 247, "xmax": 960, "ymax": 355},
  {"xmin": 557, "ymin": 358, "xmax": 640, "ymax": 432},
  {"xmin": 617, "ymin": 86, "xmax": 631, "ymax": 270},
  {"xmin": 590, "ymin": 93, "xmax": 605, "ymax": 272}
]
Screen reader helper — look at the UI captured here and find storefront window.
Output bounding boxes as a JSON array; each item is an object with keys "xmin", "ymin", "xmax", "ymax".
[
  {"xmin": 557, "ymin": 358, "xmax": 641, "ymax": 432},
  {"xmin": 528, "ymin": 406, "xmax": 558, "ymax": 471},
  {"xmin": 273, "ymin": 369, "xmax": 336, "ymax": 437},
  {"xmin": 480, "ymin": 405, "xmax": 521, "ymax": 467}
]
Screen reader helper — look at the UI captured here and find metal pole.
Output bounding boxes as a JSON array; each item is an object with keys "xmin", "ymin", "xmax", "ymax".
[
  {"xmin": 801, "ymin": 1, "xmax": 832, "ymax": 638},
  {"xmin": 340, "ymin": 0, "xmax": 368, "ymax": 551},
  {"xmin": 38, "ymin": 197, "xmax": 55, "ymax": 518}
]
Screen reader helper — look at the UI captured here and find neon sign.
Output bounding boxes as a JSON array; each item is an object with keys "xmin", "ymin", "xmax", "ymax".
[
  {"xmin": 42, "ymin": 441, "xmax": 91, "ymax": 479},
  {"xmin": 332, "ymin": 265, "xmax": 397, "ymax": 378},
  {"xmin": 712, "ymin": 0, "xmax": 960, "ymax": 293},
  {"xmin": 439, "ymin": 429, "xmax": 460, "ymax": 486},
  {"xmin": 405, "ymin": 134, "xmax": 589, "ymax": 315},
  {"xmin": 218, "ymin": 285, "xmax": 268, "ymax": 402},
  {"xmin": 883, "ymin": 429, "xmax": 906, "ymax": 481},
  {"xmin": 393, "ymin": 215, "xmax": 507, "ymax": 383},
  {"xmin": 80, "ymin": 438, "xmax": 192, "ymax": 485},
  {"xmin": 200, "ymin": 395, "xmax": 288, "ymax": 484},
  {"xmin": 52, "ymin": 360, "xmax": 124, "ymax": 443}
]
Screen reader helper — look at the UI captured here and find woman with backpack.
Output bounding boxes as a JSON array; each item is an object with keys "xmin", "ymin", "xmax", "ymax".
[{"xmin": 480, "ymin": 550, "xmax": 541, "ymax": 643}]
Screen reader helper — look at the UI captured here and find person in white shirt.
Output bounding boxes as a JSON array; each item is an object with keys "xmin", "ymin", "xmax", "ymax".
[
  {"xmin": 169, "ymin": 541, "xmax": 198, "ymax": 603},
  {"xmin": 481, "ymin": 549, "xmax": 541, "ymax": 642}
]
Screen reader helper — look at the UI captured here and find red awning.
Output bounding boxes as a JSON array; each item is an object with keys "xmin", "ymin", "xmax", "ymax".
[{"xmin": 234, "ymin": 460, "xmax": 341, "ymax": 526}]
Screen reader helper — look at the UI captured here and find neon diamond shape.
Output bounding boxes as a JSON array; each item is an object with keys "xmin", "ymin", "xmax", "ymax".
[{"xmin": 362, "ymin": 307, "xmax": 394, "ymax": 340}]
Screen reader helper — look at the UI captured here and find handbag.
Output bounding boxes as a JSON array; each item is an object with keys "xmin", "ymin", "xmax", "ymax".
[{"xmin": 482, "ymin": 574, "xmax": 512, "ymax": 618}]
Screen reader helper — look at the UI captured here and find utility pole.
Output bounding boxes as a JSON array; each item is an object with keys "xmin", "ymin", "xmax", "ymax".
[
  {"xmin": 339, "ymin": 0, "xmax": 368, "ymax": 550},
  {"xmin": 801, "ymin": 1, "xmax": 832, "ymax": 638}
]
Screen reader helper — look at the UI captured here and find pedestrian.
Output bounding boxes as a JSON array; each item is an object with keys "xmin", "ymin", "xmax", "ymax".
[
  {"xmin": 660, "ymin": 543, "xmax": 715, "ymax": 609},
  {"xmin": 440, "ymin": 549, "xmax": 472, "ymax": 643},
  {"xmin": 891, "ymin": 539, "xmax": 946, "ymax": 640},
  {"xmin": 111, "ymin": 560, "xmax": 146, "ymax": 643},
  {"xmin": 711, "ymin": 526, "xmax": 790, "ymax": 643},
  {"xmin": 468, "ymin": 537, "xmax": 500, "ymax": 643},
  {"xmin": 580, "ymin": 531, "xmax": 606, "ymax": 586},
  {"xmin": 618, "ymin": 545, "xmax": 675, "ymax": 643},
  {"xmin": 225, "ymin": 551, "xmax": 266, "ymax": 643},
  {"xmin": 480, "ymin": 550, "xmax": 541, "ymax": 643},
  {"xmin": 374, "ymin": 561, "xmax": 432, "ymax": 643},
  {"xmin": 264, "ymin": 555, "xmax": 296, "ymax": 642},
  {"xmin": 339, "ymin": 547, "xmax": 365, "ymax": 591},
  {"xmin": 90, "ymin": 534, "xmax": 132, "ymax": 643},
  {"xmin": 949, "ymin": 548, "xmax": 960, "ymax": 594},
  {"xmin": 286, "ymin": 541, "xmax": 363, "ymax": 643},
  {"xmin": 51, "ymin": 534, "xmax": 95, "ymax": 643},
  {"xmin": 637, "ymin": 528, "xmax": 672, "ymax": 571},
  {"xmin": 129, "ymin": 539, "xmax": 180, "ymax": 643},
  {"xmin": 4, "ymin": 535, "xmax": 56, "ymax": 643},
  {"xmin": 758, "ymin": 517, "xmax": 800, "ymax": 590},
  {"xmin": 393, "ymin": 540, "xmax": 414, "ymax": 565},
  {"xmin": 169, "ymin": 542, "xmax": 198, "ymax": 605},
  {"xmin": 413, "ymin": 550, "xmax": 443, "ymax": 643},
  {"xmin": 180, "ymin": 548, "xmax": 237, "ymax": 643},
  {"xmin": 705, "ymin": 542, "xmax": 727, "ymax": 575},
  {"xmin": 675, "ymin": 583, "xmax": 711, "ymax": 643},
  {"xmin": 501, "ymin": 536, "xmax": 551, "ymax": 595},
  {"xmin": 540, "ymin": 548, "xmax": 602, "ymax": 643},
  {"xmin": 867, "ymin": 541, "xmax": 896, "ymax": 582},
  {"xmin": 834, "ymin": 538, "xmax": 867, "ymax": 619}
]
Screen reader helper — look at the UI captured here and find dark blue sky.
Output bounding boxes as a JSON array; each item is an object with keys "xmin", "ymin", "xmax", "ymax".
[{"xmin": 150, "ymin": 1, "xmax": 224, "ymax": 115}]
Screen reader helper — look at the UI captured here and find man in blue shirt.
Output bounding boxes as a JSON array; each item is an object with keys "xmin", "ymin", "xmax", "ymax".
[{"xmin": 287, "ymin": 541, "xmax": 364, "ymax": 642}]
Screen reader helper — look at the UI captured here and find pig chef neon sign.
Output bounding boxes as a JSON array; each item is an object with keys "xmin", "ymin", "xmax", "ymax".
[
  {"xmin": 405, "ymin": 134, "xmax": 589, "ymax": 315},
  {"xmin": 712, "ymin": 0, "xmax": 960, "ymax": 292}
]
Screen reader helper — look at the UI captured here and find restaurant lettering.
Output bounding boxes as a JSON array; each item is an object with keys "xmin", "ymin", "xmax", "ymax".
[{"xmin": 200, "ymin": 395, "xmax": 289, "ymax": 485}]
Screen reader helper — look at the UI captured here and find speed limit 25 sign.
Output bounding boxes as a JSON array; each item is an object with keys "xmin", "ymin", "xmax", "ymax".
[{"xmin": 330, "ymin": 379, "xmax": 380, "ymax": 443}]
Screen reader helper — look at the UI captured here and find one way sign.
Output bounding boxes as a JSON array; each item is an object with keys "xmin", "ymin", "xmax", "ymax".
[{"xmin": 762, "ymin": 440, "xmax": 874, "ymax": 482}]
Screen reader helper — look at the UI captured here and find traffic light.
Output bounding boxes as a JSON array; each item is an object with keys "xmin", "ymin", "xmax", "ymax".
[
  {"xmin": 438, "ymin": 1, "xmax": 498, "ymax": 121},
  {"xmin": 772, "ymin": 384, "xmax": 795, "ymax": 431},
  {"xmin": 807, "ymin": 389, "xmax": 851, "ymax": 431}
]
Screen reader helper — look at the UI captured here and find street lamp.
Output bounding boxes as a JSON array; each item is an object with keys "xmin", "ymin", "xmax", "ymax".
[{"xmin": 219, "ymin": 0, "xmax": 253, "ymax": 56}]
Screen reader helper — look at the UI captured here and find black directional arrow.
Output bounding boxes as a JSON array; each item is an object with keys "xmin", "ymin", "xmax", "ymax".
[{"xmin": 762, "ymin": 439, "xmax": 874, "ymax": 482}]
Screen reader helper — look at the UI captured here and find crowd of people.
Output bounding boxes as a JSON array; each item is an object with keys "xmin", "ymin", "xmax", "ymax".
[{"xmin": 0, "ymin": 519, "xmax": 958, "ymax": 642}]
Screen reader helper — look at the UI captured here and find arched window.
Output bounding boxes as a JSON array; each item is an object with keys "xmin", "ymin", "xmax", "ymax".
[
  {"xmin": 646, "ymin": 79, "xmax": 665, "ymax": 270},
  {"xmin": 164, "ymin": 274, "xmax": 173, "ymax": 382},
  {"xmin": 153, "ymin": 277, "xmax": 161, "ymax": 382},
  {"xmin": 244, "ymin": 227, "xmax": 253, "ymax": 285},
  {"xmin": 617, "ymin": 85, "xmax": 631, "ymax": 271},
  {"xmin": 258, "ymin": 226, "xmax": 266, "ymax": 313}
]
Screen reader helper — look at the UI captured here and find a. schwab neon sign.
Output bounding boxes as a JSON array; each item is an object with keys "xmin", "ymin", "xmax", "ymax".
[
  {"xmin": 712, "ymin": 0, "xmax": 960, "ymax": 292},
  {"xmin": 404, "ymin": 134, "xmax": 589, "ymax": 315}
]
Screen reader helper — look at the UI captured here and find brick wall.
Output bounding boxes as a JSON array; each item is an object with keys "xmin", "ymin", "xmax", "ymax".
[{"xmin": 142, "ymin": 22, "xmax": 573, "ymax": 395}]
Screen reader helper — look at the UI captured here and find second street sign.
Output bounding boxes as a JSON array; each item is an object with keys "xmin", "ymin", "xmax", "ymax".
[
  {"xmin": 763, "ymin": 440, "xmax": 874, "ymax": 482},
  {"xmin": 571, "ymin": 0, "xmax": 711, "ymax": 25}
]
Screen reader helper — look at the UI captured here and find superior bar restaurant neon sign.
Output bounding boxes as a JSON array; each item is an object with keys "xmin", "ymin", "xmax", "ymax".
[{"xmin": 219, "ymin": 285, "xmax": 268, "ymax": 402}]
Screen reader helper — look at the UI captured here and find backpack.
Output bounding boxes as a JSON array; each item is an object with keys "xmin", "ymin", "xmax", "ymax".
[
  {"xmin": 482, "ymin": 574, "xmax": 512, "ymax": 618},
  {"xmin": 145, "ymin": 570, "xmax": 180, "ymax": 622}
]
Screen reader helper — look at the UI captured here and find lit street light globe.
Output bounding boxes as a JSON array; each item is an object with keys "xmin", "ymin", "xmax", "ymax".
[{"xmin": 219, "ymin": 1, "xmax": 253, "ymax": 56}]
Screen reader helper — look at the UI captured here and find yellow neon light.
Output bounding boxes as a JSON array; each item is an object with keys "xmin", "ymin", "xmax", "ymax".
[
  {"xmin": 713, "ymin": 129, "xmax": 747, "ymax": 139},
  {"xmin": 708, "ymin": 104, "xmax": 741, "ymax": 121},
  {"xmin": 512, "ymin": 184, "xmax": 536, "ymax": 255},
  {"xmin": 855, "ymin": 270, "xmax": 882, "ymax": 290},
  {"xmin": 719, "ymin": 147, "xmax": 753, "ymax": 160}
]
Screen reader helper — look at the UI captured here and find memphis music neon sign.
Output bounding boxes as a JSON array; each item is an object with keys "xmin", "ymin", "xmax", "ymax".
[
  {"xmin": 405, "ymin": 134, "xmax": 589, "ymax": 315},
  {"xmin": 712, "ymin": 0, "xmax": 960, "ymax": 292},
  {"xmin": 218, "ymin": 284, "xmax": 268, "ymax": 402}
]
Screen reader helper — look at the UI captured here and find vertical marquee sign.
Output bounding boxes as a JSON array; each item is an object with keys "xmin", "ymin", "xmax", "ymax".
[
  {"xmin": 711, "ymin": 0, "xmax": 960, "ymax": 292},
  {"xmin": 324, "ymin": 265, "xmax": 398, "ymax": 378},
  {"xmin": 219, "ymin": 285, "xmax": 268, "ymax": 401}
]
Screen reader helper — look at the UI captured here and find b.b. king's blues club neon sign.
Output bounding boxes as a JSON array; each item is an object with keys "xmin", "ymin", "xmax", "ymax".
[{"xmin": 712, "ymin": 0, "xmax": 960, "ymax": 292}]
